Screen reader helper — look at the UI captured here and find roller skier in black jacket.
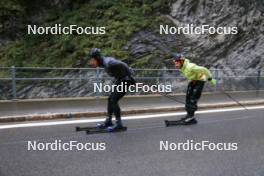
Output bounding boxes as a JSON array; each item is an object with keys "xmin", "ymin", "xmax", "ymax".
[{"xmin": 89, "ymin": 48, "xmax": 135, "ymax": 132}]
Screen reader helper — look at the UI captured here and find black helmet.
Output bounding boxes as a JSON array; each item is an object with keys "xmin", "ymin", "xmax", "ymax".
[
  {"xmin": 172, "ymin": 53, "xmax": 183, "ymax": 61},
  {"xmin": 90, "ymin": 48, "xmax": 101, "ymax": 59}
]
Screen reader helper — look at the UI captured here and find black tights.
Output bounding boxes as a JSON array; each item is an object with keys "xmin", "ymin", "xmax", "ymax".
[
  {"xmin": 107, "ymin": 89, "xmax": 126, "ymax": 122},
  {"xmin": 185, "ymin": 80, "xmax": 205, "ymax": 116},
  {"xmin": 107, "ymin": 80, "xmax": 134, "ymax": 122}
]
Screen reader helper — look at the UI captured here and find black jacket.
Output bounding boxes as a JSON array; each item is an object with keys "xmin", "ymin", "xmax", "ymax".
[{"xmin": 100, "ymin": 57, "xmax": 133, "ymax": 81}]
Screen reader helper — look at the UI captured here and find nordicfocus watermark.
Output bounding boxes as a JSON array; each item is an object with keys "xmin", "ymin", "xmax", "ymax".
[
  {"xmin": 27, "ymin": 24, "xmax": 106, "ymax": 35},
  {"xmin": 160, "ymin": 24, "xmax": 238, "ymax": 35},
  {"xmin": 27, "ymin": 140, "xmax": 106, "ymax": 151},
  {"xmin": 160, "ymin": 140, "xmax": 238, "ymax": 151},
  {"xmin": 94, "ymin": 82, "xmax": 172, "ymax": 93}
]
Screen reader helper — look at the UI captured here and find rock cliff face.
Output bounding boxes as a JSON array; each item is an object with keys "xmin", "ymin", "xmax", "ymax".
[
  {"xmin": 126, "ymin": 0, "xmax": 264, "ymax": 73},
  {"xmin": 170, "ymin": 0, "xmax": 264, "ymax": 74}
]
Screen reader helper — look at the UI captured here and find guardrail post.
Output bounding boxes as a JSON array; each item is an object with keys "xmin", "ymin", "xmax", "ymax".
[
  {"xmin": 96, "ymin": 67, "xmax": 100, "ymax": 101},
  {"xmin": 163, "ymin": 68, "xmax": 166, "ymax": 88},
  {"xmin": 214, "ymin": 69, "xmax": 219, "ymax": 92},
  {"xmin": 11, "ymin": 66, "xmax": 17, "ymax": 99},
  {"xmin": 257, "ymin": 69, "xmax": 261, "ymax": 95},
  {"xmin": 162, "ymin": 69, "xmax": 166, "ymax": 97},
  {"xmin": 219, "ymin": 69, "xmax": 224, "ymax": 92}
]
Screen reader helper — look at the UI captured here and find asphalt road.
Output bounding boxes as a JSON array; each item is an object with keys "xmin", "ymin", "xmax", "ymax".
[{"xmin": 0, "ymin": 108, "xmax": 264, "ymax": 176}]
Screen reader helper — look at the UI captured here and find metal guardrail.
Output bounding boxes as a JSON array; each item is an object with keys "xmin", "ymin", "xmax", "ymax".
[{"xmin": 0, "ymin": 66, "xmax": 263, "ymax": 100}]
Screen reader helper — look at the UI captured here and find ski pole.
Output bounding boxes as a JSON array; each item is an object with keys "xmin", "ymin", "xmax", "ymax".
[
  {"xmin": 158, "ymin": 92, "xmax": 198, "ymax": 110},
  {"xmin": 213, "ymin": 66, "xmax": 248, "ymax": 110},
  {"xmin": 221, "ymin": 90, "xmax": 248, "ymax": 110},
  {"xmin": 159, "ymin": 92, "xmax": 185, "ymax": 105}
]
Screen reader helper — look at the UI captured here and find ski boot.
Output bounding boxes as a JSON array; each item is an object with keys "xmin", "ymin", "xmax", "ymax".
[
  {"xmin": 165, "ymin": 113, "xmax": 197, "ymax": 126},
  {"xmin": 107, "ymin": 121, "xmax": 126, "ymax": 132},
  {"xmin": 180, "ymin": 111, "xmax": 197, "ymax": 125},
  {"xmin": 96, "ymin": 118, "xmax": 113, "ymax": 129},
  {"xmin": 180, "ymin": 116, "xmax": 197, "ymax": 125}
]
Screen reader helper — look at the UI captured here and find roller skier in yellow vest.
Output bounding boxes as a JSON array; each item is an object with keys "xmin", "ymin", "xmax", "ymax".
[{"xmin": 167, "ymin": 53, "xmax": 217, "ymax": 125}]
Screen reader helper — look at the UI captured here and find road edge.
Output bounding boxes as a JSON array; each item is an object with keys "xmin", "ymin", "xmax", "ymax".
[{"xmin": 1, "ymin": 100, "xmax": 264, "ymax": 123}]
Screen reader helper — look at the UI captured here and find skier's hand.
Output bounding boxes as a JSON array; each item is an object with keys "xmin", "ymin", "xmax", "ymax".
[{"xmin": 210, "ymin": 78, "xmax": 217, "ymax": 86}]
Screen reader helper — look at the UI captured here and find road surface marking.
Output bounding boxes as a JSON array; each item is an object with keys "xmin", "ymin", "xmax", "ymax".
[
  {"xmin": 1, "ymin": 111, "xmax": 263, "ymax": 146},
  {"xmin": 0, "ymin": 106, "xmax": 264, "ymax": 129}
]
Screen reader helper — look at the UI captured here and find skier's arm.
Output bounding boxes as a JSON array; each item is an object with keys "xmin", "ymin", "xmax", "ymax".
[
  {"xmin": 108, "ymin": 61, "xmax": 131, "ymax": 79},
  {"xmin": 201, "ymin": 67, "xmax": 212, "ymax": 80}
]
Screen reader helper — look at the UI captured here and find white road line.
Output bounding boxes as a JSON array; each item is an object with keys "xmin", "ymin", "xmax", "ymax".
[
  {"xmin": 1, "ymin": 111, "xmax": 263, "ymax": 146},
  {"xmin": 0, "ymin": 106, "xmax": 264, "ymax": 130}
]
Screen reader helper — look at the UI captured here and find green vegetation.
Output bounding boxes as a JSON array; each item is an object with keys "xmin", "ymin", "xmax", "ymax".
[{"xmin": 0, "ymin": 0, "xmax": 174, "ymax": 68}]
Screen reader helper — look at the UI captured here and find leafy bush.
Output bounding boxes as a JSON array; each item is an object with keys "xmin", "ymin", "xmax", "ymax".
[{"xmin": 0, "ymin": 0, "xmax": 174, "ymax": 68}]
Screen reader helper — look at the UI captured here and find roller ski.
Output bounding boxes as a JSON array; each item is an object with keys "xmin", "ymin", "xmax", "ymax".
[
  {"xmin": 76, "ymin": 126, "xmax": 98, "ymax": 132},
  {"xmin": 165, "ymin": 116, "xmax": 197, "ymax": 127},
  {"xmin": 86, "ymin": 124, "xmax": 127, "ymax": 134},
  {"xmin": 75, "ymin": 117, "xmax": 113, "ymax": 132},
  {"xmin": 78, "ymin": 118, "xmax": 127, "ymax": 134}
]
